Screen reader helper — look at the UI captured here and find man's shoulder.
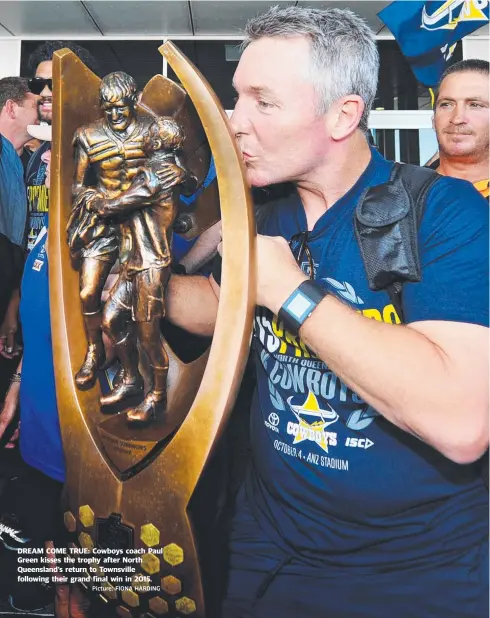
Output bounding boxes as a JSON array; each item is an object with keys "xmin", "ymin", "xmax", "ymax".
[
  {"xmin": 426, "ymin": 172, "xmax": 488, "ymax": 211},
  {"xmin": 0, "ymin": 135, "xmax": 17, "ymax": 159},
  {"xmin": 420, "ymin": 172, "xmax": 489, "ymax": 249},
  {"xmin": 0, "ymin": 135, "xmax": 23, "ymax": 177}
]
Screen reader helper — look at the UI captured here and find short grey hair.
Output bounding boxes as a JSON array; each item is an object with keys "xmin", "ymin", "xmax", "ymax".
[{"xmin": 243, "ymin": 6, "xmax": 379, "ymax": 133}]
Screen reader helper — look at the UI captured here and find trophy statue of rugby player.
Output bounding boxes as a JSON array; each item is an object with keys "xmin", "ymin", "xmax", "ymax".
[
  {"xmin": 67, "ymin": 71, "xmax": 151, "ymax": 392},
  {"xmin": 51, "ymin": 44, "xmax": 253, "ymax": 617},
  {"xmin": 88, "ymin": 116, "xmax": 196, "ymax": 424}
]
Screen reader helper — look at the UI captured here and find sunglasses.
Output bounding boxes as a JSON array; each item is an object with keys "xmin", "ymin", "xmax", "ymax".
[
  {"xmin": 288, "ymin": 231, "xmax": 314, "ymax": 280},
  {"xmin": 28, "ymin": 77, "xmax": 53, "ymax": 95}
]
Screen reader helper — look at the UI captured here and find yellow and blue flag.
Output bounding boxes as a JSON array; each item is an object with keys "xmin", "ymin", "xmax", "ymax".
[{"xmin": 378, "ymin": 1, "xmax": 489, "ymax": 86}]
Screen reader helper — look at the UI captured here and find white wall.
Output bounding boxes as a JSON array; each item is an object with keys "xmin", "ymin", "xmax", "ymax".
[
  {"xmin": 0, "ymin": 40, "xmax": 21, "ymax": 77},
  {"xmin": 462, "ymin": 36, "xmax": 489, "ymax": 61}
]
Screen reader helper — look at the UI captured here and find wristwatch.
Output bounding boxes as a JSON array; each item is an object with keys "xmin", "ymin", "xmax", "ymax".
[{"xmin": 278, "ymin": 280, "xmax": 327, "ymax": 336}]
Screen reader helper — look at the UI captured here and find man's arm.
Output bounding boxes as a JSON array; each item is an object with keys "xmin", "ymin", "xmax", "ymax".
[
  {"xmin": 0, "ymin": 358, "xmax": 22, "ymax": 442},
  {"xmin": 165, "ymin": 274, "xmax": 220, "ymax": 337},
  {"xmin": 0, "ymin": 289, "xmax": 22, "ymax": 358},
  {"xmin": 179, "ymin": 221, "xmax": 222, "ymax": 274},
  {"xmin": 256, "ymin": 234, "xmax": 489, "ymax": 465}
]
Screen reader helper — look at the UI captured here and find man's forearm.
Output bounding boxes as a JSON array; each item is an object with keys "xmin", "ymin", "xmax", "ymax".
[
  {"xmin": 0, "ymin": 358, "xmax": 22, "ymax": 436},
  {"xmin": 297, "ymin": 294, "xmax": 487, "ymax": 461},
  {"xmin": 262, "ymin": 260, "xmax": 487, "ymax": 460},
  {"xmin": 166, "ymin": 275, "xmax": 219, "ymax": 337},
  {"xmin": 5, "ymin": 289, "xmax": 20, "ymax": 319},
  {"xmin": 180, "ymin": 222, "xmax": 221, "ymax": 274}
]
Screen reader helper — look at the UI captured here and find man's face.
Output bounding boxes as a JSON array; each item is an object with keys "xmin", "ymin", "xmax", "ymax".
[
  {"xmin": 434, "ymin": 71, "xmax": 489, "ymax": 161},
  {"xmin": 35, "ymin": 60, "xmax": 53, "ymax": 123},
  {"xmin": 102, "ymin": 99, "xmax": 134, "ymax": 132},
  {"xmin": 16, "ymin": 93, "xmax": 40, "ymax": 138},
  {"xmin": 230, "ymin": 36, "xmax": 330, "ymax": 187}
]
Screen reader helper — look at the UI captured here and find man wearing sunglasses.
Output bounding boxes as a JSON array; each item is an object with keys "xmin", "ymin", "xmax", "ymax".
[
  {"xmin": 24, "ymin": 41, "xmax": 98, "ymax": 252},
  {"xmin": 165, "ymin": 6, "xmax": 489, "ymax": 618}
]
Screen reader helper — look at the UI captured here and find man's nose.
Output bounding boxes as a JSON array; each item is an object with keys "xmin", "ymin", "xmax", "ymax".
[
  {"xmin": 450, "ymin": 102, "xmax": 467, "ymax": 125},
  {"xmin": 111, "ymin": 109, "xmax": 119, "ymax": 120},
  {"xmin": 40, "ymin": 84, "xmax": 51, "ymax": 98},
  {"xmin": 229, "ymin": 98, "xmax": 251, "ymax": 137}
]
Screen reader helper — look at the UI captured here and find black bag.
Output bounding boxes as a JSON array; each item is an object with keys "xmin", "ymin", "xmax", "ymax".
[{"xmin": 354, "ymin": 162, "xmax": 440, "ymax": 322}]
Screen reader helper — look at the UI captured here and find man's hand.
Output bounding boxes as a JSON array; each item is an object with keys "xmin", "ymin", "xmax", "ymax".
[
  {"xmin": 45, "ymin": 541, "xmax": 90, "ymax": 618},
  {"xmin": 217, "ymin": 233, "xmax": 306, "ymax": 310},
  {"xmin": 255, "ymin": 235, "xmax": 307, "ymax": 311},
  {"xmin": 155, "ymin": 163, "xmax": 187, "ymax": 190},
  {"xmin": 0, "ymin": 318, "xmax": 20, "ymax": 359},
  {"xmin": 4, "ymin": 425, "xmax": 19, "ymax": 449}
]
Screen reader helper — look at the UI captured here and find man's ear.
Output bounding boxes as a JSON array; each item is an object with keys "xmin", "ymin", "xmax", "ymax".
[
  {"xmin": 4, "ymin": 99, "xmax": 16, "ymax": 119},
  {"xmin": 328, "ymin": 95, "xmax": 365, "ymax": 141}
]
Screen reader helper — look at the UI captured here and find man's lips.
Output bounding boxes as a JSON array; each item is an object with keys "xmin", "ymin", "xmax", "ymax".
[{"xmin": 444, "ymin": 130, "xmax": 473, "ymax": 136}]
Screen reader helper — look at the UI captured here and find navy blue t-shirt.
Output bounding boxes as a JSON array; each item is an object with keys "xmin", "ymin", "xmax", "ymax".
[
  {"xmin": 24, "ymin": 141, "xmax": 50, "ymax": 252},
  {"xmin": 247, "ymin": 148, "xmax": 489, "ymax": 570},
  {"xmin": 19, "ymin": 226, "xmax": 65, "ymax": 482}
]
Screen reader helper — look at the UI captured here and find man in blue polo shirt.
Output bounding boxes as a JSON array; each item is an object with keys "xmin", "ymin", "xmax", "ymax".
[
  {"xmin": 0, "ymin": 192, "xmax": 88, "ymax": 617},
  {"xmin": 164, "ymin": 6, "xmax": 489, "ymax": 618}
]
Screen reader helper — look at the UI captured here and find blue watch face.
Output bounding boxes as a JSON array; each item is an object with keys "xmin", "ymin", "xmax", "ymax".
[{"xmin": 285, "ymin": 289, "xmax": 316, "ymax": 323}]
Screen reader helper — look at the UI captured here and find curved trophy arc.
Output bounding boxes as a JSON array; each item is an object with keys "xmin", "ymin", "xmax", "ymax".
[{"xmin": 156, "ymin": 39, "xmax": 256, "ymax": 501}]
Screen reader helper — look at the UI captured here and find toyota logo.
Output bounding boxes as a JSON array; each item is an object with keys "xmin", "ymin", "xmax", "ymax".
[{"xmin": 268, "ymin": 412, "xmax": 280, "ymax": 427}]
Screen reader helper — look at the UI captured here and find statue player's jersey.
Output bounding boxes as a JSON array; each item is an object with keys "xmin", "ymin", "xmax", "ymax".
[
  {"xmin": 72, "ymin": 118, "xmax": 152, "ymax": 260},
  {"xmin": 73, "ymin": 117, "xmax": 152, "ymax": 197}
]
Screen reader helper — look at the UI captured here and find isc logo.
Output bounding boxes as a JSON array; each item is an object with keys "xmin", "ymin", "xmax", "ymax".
[{"xmin": 345, "ymin": 437, "xmax": 374, "ymax": 449}]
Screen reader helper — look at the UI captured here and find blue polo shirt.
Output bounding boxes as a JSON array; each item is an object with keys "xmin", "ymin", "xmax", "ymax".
[
  {"xmin": 246, "ymin": 148, "xmax": 489, "ymax": 570},
  {"xmin": 19, "ymin": 226, "xmax": 65, "ymax": 482}
]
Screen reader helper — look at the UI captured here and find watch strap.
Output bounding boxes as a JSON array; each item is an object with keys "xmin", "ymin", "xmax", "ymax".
[{"xmin": 278, "ymin": 280, "xmax": 327, "ymax": 335}]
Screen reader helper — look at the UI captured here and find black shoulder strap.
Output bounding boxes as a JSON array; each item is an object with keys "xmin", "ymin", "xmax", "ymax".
[{"xmin": 355, "ymin": 163, "xmax": 441, "ymax": 322}]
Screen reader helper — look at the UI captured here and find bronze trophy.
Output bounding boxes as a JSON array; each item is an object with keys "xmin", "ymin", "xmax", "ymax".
[{"xmin": 49, "ymin": 42, "xmax": 255, "ymax": 617}]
